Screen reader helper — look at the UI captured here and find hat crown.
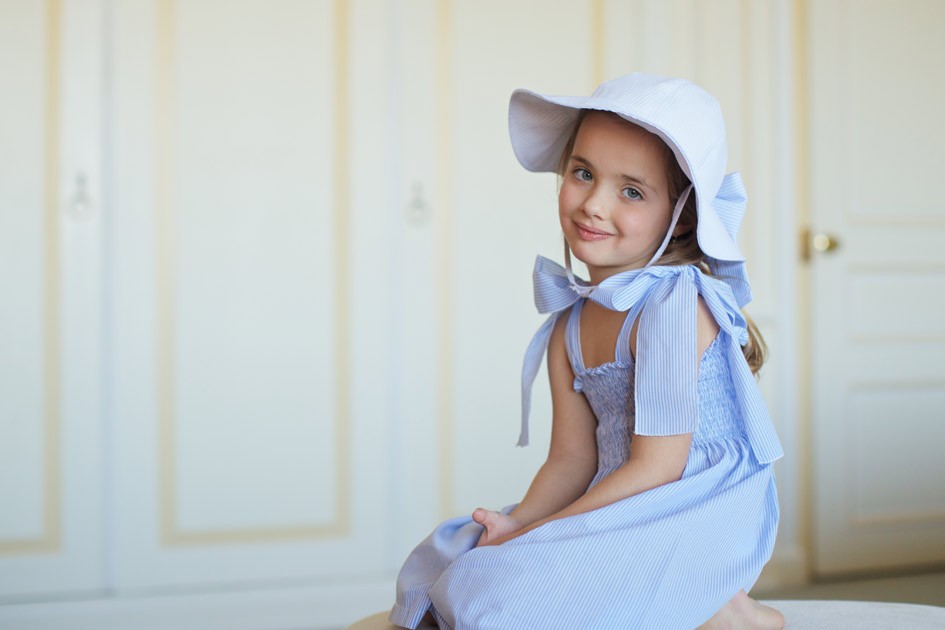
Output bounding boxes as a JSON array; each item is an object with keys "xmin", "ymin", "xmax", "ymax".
[{"xmin": 590, "ymin": 74, "xmax": 727, "ymax": 197}]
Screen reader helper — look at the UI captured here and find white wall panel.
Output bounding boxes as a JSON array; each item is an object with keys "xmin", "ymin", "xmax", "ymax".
[
  {"xmin": 0, "ymin": 0, "xmax": 106, "ymax": 599},
  {"xmin": 0, "ymin": 0, "xmax": 50, "ymax": 547},
  {"xmin": 849, "ymin": 271, "xmax": 945, "ymax": 342},
  {"xmin": 850, "ymin": 387, "xmax": 945, "ymax": 522},
  {"xmin": 384, "ymin": 0, "xmax": 442, "ymax": 556},
  {"xmin": 170, "ymin": 0, "xmax": 338, "ymax": 534},
  {"xmin": 110, "ymin": 0, "xmax": 390, "ymax": 592},
  {"xmin": 845, "ymin": 0, "xmax": 945, "ymax": 223}
]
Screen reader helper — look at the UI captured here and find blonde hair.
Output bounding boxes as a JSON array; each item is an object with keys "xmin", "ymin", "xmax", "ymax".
[{"xmin": 557, "ymin": 111, "xmax": 767, "ymax": 373}]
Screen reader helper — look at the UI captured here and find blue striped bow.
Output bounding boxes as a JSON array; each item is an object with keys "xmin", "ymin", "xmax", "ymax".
[{"xmin": 519, "ymin": 256, "xmax": 782, "ymax": 465}]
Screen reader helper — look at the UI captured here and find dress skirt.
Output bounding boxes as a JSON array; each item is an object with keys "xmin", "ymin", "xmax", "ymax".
[{"xmin": 390, "ymin": 435, "xmax": 778, "ymax": 630}]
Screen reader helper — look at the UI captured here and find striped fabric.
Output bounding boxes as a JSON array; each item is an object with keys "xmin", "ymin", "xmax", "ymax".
[{"xmin": 390, "ymin": 260, "xmax": 783, "ymax": 629}]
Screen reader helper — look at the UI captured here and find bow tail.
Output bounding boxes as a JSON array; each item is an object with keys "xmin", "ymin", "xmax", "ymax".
[
  {"xmin": 708, "ymin": 258, "xmax": 753, "ymax": 309},
  {"xmin": 726, "ymin": 342, "xmax": 785, "ymax": 464},
  {"xmin": 518, "ymin": 312, "xmax": 560, "ymax": 446}
]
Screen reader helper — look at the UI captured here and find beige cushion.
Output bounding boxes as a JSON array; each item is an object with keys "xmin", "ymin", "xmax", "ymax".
[
  {"xmin": 346, "ymin": 611, "xmax": 431, "ymax": 630},
  {"xmin": 759, "ymin": 600, "xmax": 945, "ymax": 629},
  {"xmin": 348, "ymin": 601, "xmax": 945, "ymax": 629}
]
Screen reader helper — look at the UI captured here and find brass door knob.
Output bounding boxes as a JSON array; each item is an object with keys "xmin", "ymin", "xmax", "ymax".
[
  {"xmin": 811, "ymin": 232, "xmax": 840, "ymax": 253},
  {"xmin": 801, "ymin": 229, "xmax": 841, "ymax": 261}
]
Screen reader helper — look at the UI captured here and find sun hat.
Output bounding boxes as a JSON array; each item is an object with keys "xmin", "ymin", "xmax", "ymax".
[{"xmin": 508, "ymin": 72, "xmax": 748, "ymax": 271}]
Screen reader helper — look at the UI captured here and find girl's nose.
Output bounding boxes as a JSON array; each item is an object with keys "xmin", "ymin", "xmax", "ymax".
[{"xmin": 581, "ymin": 187, "xmax": 608, "ymax": 221}]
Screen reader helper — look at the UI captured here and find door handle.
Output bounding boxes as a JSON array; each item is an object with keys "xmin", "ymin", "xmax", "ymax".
[
  {"xmin": 801, "ymin": 228, "xmax": 840, "ymax": 261},
  {"xmin": 811, "ymin": 232, "xmax": 840, "ymax": 253},
  {"xmin": 67, "ymin": 172, "xmax": 94, "ymax": 220}
]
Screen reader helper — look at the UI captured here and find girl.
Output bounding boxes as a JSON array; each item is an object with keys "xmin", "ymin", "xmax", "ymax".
[{"xmin": 390, "ymin": 73, "xmax": 785, "ymax": 629}]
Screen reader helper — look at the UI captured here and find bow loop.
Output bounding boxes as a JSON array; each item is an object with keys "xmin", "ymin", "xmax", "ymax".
[{"xmin": 532, "ymin": 257, "xmax": 591, "ymax": 313}]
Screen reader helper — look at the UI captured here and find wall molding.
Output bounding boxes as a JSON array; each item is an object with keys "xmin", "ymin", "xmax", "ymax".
[{"xmin": 0, "ymin": 0, "xmax": 63, "ymax": 557}]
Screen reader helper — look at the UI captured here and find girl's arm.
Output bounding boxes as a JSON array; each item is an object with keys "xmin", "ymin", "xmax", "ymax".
[
  {"xmin": 505, "ymin": 314, "xmax": 600, "ymax": 527},
  {"xmin": 483, "ymin": 433, "xmax": 691, "ymax": 545},
  {"xmin": 483, "ymin": 298, "xmax": 720, "ymax": 546}
]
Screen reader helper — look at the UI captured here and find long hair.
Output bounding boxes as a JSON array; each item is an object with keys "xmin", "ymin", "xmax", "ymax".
[{"xmin": 557, "ymin": 111, "xmax": 767, "ymax": 374}]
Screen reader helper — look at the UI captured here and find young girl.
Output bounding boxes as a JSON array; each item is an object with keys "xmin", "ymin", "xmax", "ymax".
[{"xmin": 390, "ymin": 73, "xmax": 785, "ymax": 629}]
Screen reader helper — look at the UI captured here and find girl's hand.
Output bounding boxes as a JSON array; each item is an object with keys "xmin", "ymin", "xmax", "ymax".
[{"xmin": 473, "ymin": 508, "xmax": 524, "ymax": 547}]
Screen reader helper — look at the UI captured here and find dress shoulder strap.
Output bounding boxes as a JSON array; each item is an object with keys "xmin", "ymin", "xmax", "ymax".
[
  {"xmin": 564, "ymin": 300, "xmax": 586, "ymax": 376},
  {"xmin": 614, "ymin": 300, "xmax": 647, "ymax": 364}
]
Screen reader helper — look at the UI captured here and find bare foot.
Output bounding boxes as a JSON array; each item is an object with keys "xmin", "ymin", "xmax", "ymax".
[
  {"xmin": 698, "ymin": 590, "xmax": 784, "ymax": 629},
  {"xmin": 472, "ymin": 508, "xmax": 523, "ymax": 546}
]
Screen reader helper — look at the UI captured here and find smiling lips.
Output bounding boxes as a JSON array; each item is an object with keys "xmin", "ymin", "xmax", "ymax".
[{"xmin": 574, "ymin": 222, "xmax": 613, "ymax": 241}]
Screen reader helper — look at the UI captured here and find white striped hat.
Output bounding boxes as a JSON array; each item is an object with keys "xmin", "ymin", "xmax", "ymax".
[{"xmin": 508, "ymin": 73, "xmax": 744, "ymax": 263}]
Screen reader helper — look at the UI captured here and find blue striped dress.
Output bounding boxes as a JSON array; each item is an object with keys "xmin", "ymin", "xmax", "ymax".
[{"xmin": 390, "ymin": 260, "xmax": 782, "ymax": 630}]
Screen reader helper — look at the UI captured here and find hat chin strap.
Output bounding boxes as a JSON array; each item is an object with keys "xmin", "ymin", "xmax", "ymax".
[
  {"xmin": 645, "ymin": 184, "xmax": 692, "ymax": 267},
  {"xmin": 563, "ymin": 239, "xmax": 595, "ymax": 298}
]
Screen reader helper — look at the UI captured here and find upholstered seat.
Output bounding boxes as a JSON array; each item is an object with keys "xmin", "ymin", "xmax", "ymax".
[{"xmin": 348, "ymin": 600, "xmax": 945, "ymax": 629}]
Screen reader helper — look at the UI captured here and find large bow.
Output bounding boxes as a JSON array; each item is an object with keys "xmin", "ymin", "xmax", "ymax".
[{"xmin": 519, "ymin": 256, "xmax": 782, "ymax": 465}]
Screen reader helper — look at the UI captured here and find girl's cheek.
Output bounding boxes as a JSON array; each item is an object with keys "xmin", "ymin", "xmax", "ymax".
[
  {"xmin": 558, "ymin": 195, "xmax": 576, "ymax": 222},
  {"xmin": 557, "ymin": 210, "xmax": 569, "ymax": 231},
  {"xmin": 558, "ymin": 184, "xmax": 578, "ymax": 210}
]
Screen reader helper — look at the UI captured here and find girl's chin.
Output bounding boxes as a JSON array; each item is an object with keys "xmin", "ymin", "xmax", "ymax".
[
  {"xmin": 568, "ymin": 245, "xmax": 607, "ymax": 266},
  {"xmin": 569, "ymin": 252, "xmax": 649, "ymax": 279},
  {"xmin": 567, "ymin": 243, "xmax": 652, "ymax": 273},
  {"xmin": 567, "ymin": 244, "xmax": 617, "ymax": 267}
]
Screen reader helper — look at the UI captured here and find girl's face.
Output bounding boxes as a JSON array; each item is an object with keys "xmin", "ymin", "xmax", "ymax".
[{"xmin": 558, "ymin": 111, "xmax": 674, "ymax": 283}]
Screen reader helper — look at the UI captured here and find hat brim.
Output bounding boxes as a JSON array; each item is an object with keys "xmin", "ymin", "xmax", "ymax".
[{"xmin": 509, "ymin": 89, "xmax": 696, "ymax": 187}]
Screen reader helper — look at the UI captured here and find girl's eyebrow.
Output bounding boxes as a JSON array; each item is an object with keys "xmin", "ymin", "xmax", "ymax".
[{"xmin": 570, "ymin": 154, "xmax": 654, "ymax": 191}]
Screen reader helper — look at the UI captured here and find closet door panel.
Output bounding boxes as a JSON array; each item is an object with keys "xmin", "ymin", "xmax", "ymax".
[
  {"xmin": 0, "ymin": 0, "xmax": 105, "ymax": 598},
  {"xmin": 109, "ymin": 0, "xmax": 392, "ymax": 590}
]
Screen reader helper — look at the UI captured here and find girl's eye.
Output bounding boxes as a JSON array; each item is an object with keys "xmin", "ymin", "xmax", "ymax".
[
  {"xmin": 573, "ymin": 168, "xmax": 592, "ymax": 182},
  {"xmin": 623, "ymin": 187, "xmax": 642, "ymax": 200}
]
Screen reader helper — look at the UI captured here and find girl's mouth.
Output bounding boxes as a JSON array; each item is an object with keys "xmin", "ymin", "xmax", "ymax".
[{"xmin": 574, "ymin": 222, "xmax": 613, "ymax": 241}]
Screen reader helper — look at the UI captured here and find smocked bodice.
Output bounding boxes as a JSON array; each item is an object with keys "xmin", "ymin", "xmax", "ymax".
[{"xmin": 565, "ymin": 300, "xmax": 748, "ymax": 487}]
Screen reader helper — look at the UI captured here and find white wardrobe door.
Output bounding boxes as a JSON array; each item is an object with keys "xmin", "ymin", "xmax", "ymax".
[
  {"xmin": 108, "ymin": 0, "xmax": 392, "ymax": 591},
  {"xmin": 0, "ymin": 0, "xmax": 106, "ymax": 598}
]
